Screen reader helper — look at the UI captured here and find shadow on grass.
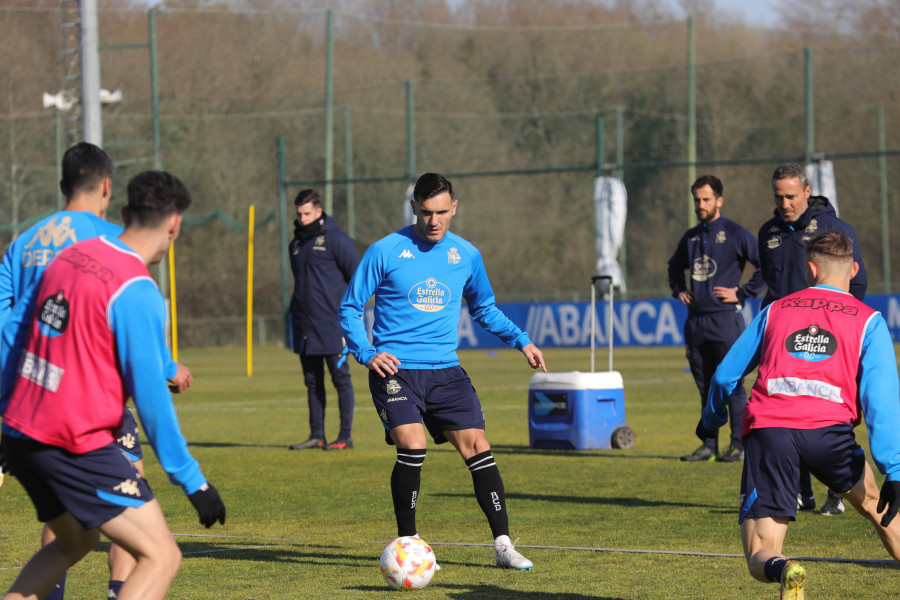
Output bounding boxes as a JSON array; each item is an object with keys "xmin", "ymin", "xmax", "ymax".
[
  {"xmin": 187, "ymin": 441, "xmax": 287, "ymax": 449},
  {"xmin": 432, "ymin": 492, "xmax": 716, "ymax": 509},
  {"xmin": 94, "ymin": 541, "xmax": 378, "ymax": 566},
  {"xmin": 488, "ymin": 444, "xmax": 680, "ymax": 461},
  {"xmin": 345, "ymin": 583, "xmax": 621, "ymax": 599}
]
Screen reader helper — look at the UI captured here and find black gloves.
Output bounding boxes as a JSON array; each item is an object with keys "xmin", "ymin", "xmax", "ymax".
[
  {"xmin": 877, "ymin": 480, "xmax": 900, "ymax": 527},
  {"xmin": 188, "ymin": 482, "xmax": 226, "ymax": 528},
  {"xmin": 695, "ymin": 419, "xmax": 715, "ymax": 442}
]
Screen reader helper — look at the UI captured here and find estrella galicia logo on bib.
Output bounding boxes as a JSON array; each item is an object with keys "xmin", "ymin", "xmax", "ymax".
[
  {"xmin": 408, "ymin": 278, "xmax": 451, "ymax": 312},
  {"xmin": 785, "ymin": 324, "xmax": 836, "ymax": 361},
  {"xmin": 38, "ymin": 291, "xmax": 70, "ymax": 337}
]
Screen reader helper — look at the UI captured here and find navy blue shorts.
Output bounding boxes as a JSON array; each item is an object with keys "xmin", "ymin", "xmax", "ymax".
[
  {"xmin": 1, "ymin": 436, "xmax": 153, "ymax": 529},
  {"xmin": 117, "ymin": 406, "xmax": 143, "ymax": 461},
  {"xmin": 739, "ymin": 424, "xmax": 865, "ymax": 523},
  {"xmin": 369, "ymin": 366, "xmax": 486, "ymax": 445}
]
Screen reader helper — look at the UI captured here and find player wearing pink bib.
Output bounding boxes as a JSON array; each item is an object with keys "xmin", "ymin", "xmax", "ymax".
[
  {"xmin": 698, "ymin": 231, "xmax": 900, "ymax": 600},
  {"xmin": 1, "ymin": 171, "xmax": 225, "ymax": 600}
]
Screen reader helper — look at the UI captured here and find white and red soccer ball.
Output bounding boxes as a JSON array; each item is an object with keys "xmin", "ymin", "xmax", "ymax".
[{"xmin": 379, "ymin": 536, "xmax": 437, "ymax": 590}]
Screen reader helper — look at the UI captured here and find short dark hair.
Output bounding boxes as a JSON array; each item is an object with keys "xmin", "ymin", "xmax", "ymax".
[
  {"xmin": 60, "ymin": 142, "xmax": 113, "ymax": 198},
  {"xmin": 691, "ymin": 175, "xmax": 723, "ymax": 197},
  {"xmin": 413, "ymin": 173, "xmax": 454, "ymax": 202},
  {"xmin": 772, "ymin": 162, "xmax": 809, "ymax": 189},
  {"xmin": 293, "ymin": 188, "xmax": 321, "ymax": 208},
  {"xmin": 806, "ymin": 230, "xmax": 853, "ymax": 263},
  {"xmin": 124, "ymin": 171, "xmax": 192, "ymax": 228}
]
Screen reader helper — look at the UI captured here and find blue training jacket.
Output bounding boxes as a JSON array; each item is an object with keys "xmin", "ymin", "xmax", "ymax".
[
  {"xmin": 757, "ymin": 196, "xmax": 867, "ymax": 305},
  {"xmin": 667, "ymin": 215, "xmax": 765, "ymax": 314}
]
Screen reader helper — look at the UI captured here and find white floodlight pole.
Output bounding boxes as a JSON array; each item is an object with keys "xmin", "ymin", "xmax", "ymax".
[{"xmin": 81, "ymin": 0, "xmax": 102, "ymax": 145}]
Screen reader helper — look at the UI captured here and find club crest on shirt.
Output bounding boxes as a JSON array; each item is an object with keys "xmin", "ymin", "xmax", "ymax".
[
  {"xmin": 313, "ymin": 235, "xmax": 327, "ymax": 251},
  {"xmin": 716, "ymin": 231, "xmax": 727, "ymax": 244},
  {"xmin": 386, "ymin": 379, "xmax": 402, "ymax": 395},
  {"xmin": 805, "ymin": 219, "xmax": 818, "ymax": 234},
  {"xmin": 785, "ymin": 324, "xmax": 837, "ymax": 361},
  {"xmin": 408, "ymin": 278, "xmax": 451, "ymax": 312},
  {"xmin": 447, "ymin": 247, "xmax": 461, "ymax": 264},
  {"xmin": 38, "ymin": 291, "xmax": 70, "ymax": 337},
  {"xmin": 691, "ymin": 255, "xmax": 717, "ymax": 282}
]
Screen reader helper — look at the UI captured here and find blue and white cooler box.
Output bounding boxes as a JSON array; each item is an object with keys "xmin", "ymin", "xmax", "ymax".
[{"xmin": 528, "ymin": 371, "xmax": 631, "ymax": 450}]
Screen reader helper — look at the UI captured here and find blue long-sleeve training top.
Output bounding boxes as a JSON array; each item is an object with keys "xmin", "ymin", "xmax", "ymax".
[{"xmin": 339, "ymin": 227, "xmax": 532, "ymax": 368}]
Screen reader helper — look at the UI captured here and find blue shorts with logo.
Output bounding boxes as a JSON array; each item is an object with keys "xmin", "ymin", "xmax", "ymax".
[
  {"xmin": 739, "ymin": 424, "xmax": 865, "ymax": 523},
  {"xmin": 117, "ymin": 406, "xmax": 143, "ymax": 461},
  {"xmin": 0, "ymin": 436, "xmax": 153, "ymax": 529},
  {"xmin": 369, "ymin": 365, "xmax": 486, "ymax": 445}
]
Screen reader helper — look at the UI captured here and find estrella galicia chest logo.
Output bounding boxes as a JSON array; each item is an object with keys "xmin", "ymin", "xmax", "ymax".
[
  {"xmin": 38, "ymin": 291, "xmax": 70, "ymax": 337},
  {"xmin": 691, "ymin": 255, "xmax": 717, "ymax": 282},
  {"xmin": 408, "ymin": 277, "xmax": 451, "ymax": 312},
  {"xmin": 786, "ymin": 324, "xmax": 837, "ymax": 361}
]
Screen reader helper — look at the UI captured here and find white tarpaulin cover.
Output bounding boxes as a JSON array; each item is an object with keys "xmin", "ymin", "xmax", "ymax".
[
  {"xmin": 594, "ymin": 176, "xmax": 627, "ymax": 293},
  {"xmin": 805, "ymin": 160, "xmax": 839, "ymax": 216},
  {"xmin": 403, "ymin": 183, "xmax": 416, "ymax": 226}
]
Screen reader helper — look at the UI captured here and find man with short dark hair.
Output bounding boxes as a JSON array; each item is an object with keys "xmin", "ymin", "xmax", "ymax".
[
  {"xmin": 758, "ymin": 162, "xmax": 868, "ymax": 515},
  {"xmin": 698, "ymin": 230, "xmax": 900, "ymax": 600},
  {"xmin": 287, "ymin": 188, "xmax": 359, "ymax": 451},
  {"xmin": 340, "ymin": 172, "xmax": 546, "ymax": 570},
  {"xmin": 1, "ymin": 170, "xmax": 225, "ymax": 600},
  {"xmin": 668, "ymin": 175, "xmax": 764, "ymax": 463}
]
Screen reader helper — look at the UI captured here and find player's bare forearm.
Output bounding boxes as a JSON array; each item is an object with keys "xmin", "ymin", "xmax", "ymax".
[
  {"xmin": 368, "ymin": 351, "xmax": 401, "ymax": 377},
  {"xmin": 523, "ymin": 343, "xmax": 547, "ymax": 372}
]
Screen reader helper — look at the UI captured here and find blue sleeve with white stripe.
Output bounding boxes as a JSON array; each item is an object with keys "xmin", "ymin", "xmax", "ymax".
[
  {"xmin": 109, "ymin": 278, "xmax": 206, "ymax": 494},
  {"xmin": 857, "ymin": 315, "xmax": 900, "ymax": 481},
  {"xmin": 702, "ymin": 305, "xmax": 769, "ymax": 430}
]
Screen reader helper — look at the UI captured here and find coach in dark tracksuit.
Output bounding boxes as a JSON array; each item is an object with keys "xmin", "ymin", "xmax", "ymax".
[
  {"xmin": 288, "ymin": 189, "xmax": 360, "ymax": 451},
  {"xmin": 758, "ymin": 162, "xmax": 868, "ymax": 514},
  {"xmin": 669, "ymin": 175, "xmax": 764, "ymax": 463}
]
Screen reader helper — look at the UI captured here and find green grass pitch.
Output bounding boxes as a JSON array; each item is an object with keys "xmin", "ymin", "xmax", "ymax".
[{"xmin": 2, "ymin": 345, "xmax": 898, "ymax": 599}]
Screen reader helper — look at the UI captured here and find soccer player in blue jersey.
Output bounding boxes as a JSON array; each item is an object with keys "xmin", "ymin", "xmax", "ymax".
[
  {"xmin": 340, "ymin": 172, "xmax": 546, "ymax": 570},
  {"xmin": 0, "ymin": 143, "xmax": 192, "ymax": 600}
]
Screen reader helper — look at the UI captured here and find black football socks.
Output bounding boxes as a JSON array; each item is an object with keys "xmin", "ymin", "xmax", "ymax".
[
  {"xmin": 466, "ymin": 450, "xmax": 510, "ymax": 539},
  {"xmin": 392, "ymin": 448, "xmax": 426, "ymax": 537}
]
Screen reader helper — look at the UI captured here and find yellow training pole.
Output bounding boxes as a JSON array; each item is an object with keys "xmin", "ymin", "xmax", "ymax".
[
  {"xmin": 168, "ymin": 242, "xmax": 178, "ymax": 362},
  {"xmin": 246, "ymin": 205, "xmax": 255, "ymax": 377}
]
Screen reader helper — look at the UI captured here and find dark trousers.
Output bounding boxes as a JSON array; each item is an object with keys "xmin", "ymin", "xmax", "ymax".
[
  {"xmin": 300, "ymin": 352, "xmax": 355, "ymax": 438},
  {"xmin": 684, "ymin": 310, "xmax": 746, "ymax": 450}
]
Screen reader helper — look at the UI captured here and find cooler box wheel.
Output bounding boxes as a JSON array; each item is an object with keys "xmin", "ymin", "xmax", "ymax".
[{"xmin": 611, "ymin": 426, "xmax": 635, "ymax": 449}]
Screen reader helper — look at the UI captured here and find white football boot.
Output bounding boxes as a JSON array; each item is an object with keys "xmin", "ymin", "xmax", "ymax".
[{"xmin": 494, "ymin": 535, "xmax": 533, "ymax": 570}]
